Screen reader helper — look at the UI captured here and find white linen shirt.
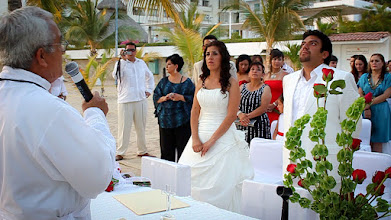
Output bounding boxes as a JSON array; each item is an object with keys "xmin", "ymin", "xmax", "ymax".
[
  {"xmin": 291, "ymin": 68, "xmax": 318, "ymax": 123},
  {"xmin": 112, "ymin": 58, "xmax": 155, "ymax": 103},
  {"xmin": 0, "ymin": 66, "xmax": 116, "ymax": 220}
]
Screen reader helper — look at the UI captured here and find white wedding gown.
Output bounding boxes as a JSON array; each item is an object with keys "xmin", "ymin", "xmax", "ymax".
[{"xmin": 179, "ymin": 88, "xmax": 254, "ymax": 213}]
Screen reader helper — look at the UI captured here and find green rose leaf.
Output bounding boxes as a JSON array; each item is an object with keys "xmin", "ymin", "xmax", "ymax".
[
  {"xmin": 375, "ymin": 198, "xmax": 389, "ymax": 212},
  {"xmin": 330, "ymin": 79, "xmax": 346, "ymax": 90},
  {"xmin": 329, "ymin": 89, "xmax": 343, "ymax": 95}
]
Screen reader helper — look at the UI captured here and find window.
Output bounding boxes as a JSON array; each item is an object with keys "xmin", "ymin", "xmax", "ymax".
[{"xmin": 202, "ymin": 0, "xmax": 209, "ymax": 7}]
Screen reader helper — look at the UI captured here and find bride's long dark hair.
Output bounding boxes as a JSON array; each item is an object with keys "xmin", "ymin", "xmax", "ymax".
[{"xmin": 200, "ymin": 41, "xmax": 231, "ymax": 94}]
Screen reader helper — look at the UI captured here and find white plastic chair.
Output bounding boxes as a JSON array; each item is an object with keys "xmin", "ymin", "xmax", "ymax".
[
  {"xmin": 359, "ymin": 119, "xmax": 372, "ymax": 152},
  {"xmin": 241, "ymin": 180, "xmax": 318, "ymax": 219},
  {"xmin": 249, "ymin": 138, "xmax": 284, "ymax": 184},
  {"xmin": 141, "ymin": 157, "xmax": 191, "ymax": 196},
  {"xmin": 270, "ymin": 120, "xmax": 278, "ymax": 138},
  {"xmin": 352, "ymin": 151, "xmax": 391, "ymax": 201}
]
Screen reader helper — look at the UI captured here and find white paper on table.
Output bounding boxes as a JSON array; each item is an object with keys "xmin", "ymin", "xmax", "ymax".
[{"xmin": 113, "ymin": 189, "xmax": 190, "ymax": 215}]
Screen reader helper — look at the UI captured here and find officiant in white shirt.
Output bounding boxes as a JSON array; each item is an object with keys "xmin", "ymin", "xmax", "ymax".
[
  {"xmin": 0, "ymin": 7, "xmax": 116, "ymax": 219},
  {"xmin": 282, "ymin": 30, "xmax": 361, "ymax": 189}
]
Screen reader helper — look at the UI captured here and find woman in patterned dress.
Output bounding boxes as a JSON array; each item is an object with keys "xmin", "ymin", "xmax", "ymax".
[{"xmin": 237, "ymin": 61, "xmax": 272, "ymax": 143}]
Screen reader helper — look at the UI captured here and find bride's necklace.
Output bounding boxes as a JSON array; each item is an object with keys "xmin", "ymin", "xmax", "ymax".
[
  {"xmin": 270, "ymin": 68, "xmax": 283, "ymax": 79},
  {"xmin": 368, "ymin": 74, "xmax": 382, "ymax": 90}
]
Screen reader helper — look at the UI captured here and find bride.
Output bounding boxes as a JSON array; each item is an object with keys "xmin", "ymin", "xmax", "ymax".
[{"xmin": 179, "ymin": 41, "xmax": 253, "ymax": 212}]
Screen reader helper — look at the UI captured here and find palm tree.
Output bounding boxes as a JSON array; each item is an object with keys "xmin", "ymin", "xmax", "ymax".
[
  {"xmin": 26, "ymin": 0, "xmax": 70, "ymax": 23},
  {"xmin": 62, "ymin": 0, "xmax": 139, "ymax": 56},
  {"xmin": 227, "ymin": 0, "xmax": 305, "ymax": 72},
  {"xmin": 159, "ymin": 3, "xmax": 220, "ymax": 76},
  {"xmin": 316, "ymin": 20, "xmax": 336, "ymax": 36},
  {"xmin": 283, "ymin": 43, "xmax": 301, "ymax": 71},
  {"xmin": 128, "ymin": 0, "xmax": 188, "ymax": 28}
]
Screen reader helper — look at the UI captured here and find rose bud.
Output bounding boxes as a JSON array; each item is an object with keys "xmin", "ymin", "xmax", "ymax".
[
  {"xmin": 385, "ymin": 167, "xmax": 391, "ymax": 178},
  {"xmin": 313, "ymin": 83, "xmax": 326, "ymax": 97},
  {"xmin": 287, "ymin": 164, "xmax": 297, "ymax": 174},
  {"xmin": 322, "ymin": 68, "xmax": 334, "ymax": 81},
  {"xmin": 374, "ymin": 184, "xmax": 385, "ymax": 196},
  {"xmin": 105, "ymin": 181, "xmax": 114, "ymax": 192},
  {"xmin": 351, "ymin": 138, "xmax": 362, "ymax": 151},
  {"xmin": 352, "ymin": 169, "xmax": 366, "ymax": 184},
  {"xmin": 356, "ymin": 193, "xmax": 365, "ymax": 198},
  {"xmin": 298, "ymin": 179, "xmax": 304, "ymax": 187},
  {"xmin": 364, "ymin": 92, "xmax": 373, "ymax": 104},
  {"xmin": 372, "ymin": 171, "xmax": 386, "ymax": 184}
]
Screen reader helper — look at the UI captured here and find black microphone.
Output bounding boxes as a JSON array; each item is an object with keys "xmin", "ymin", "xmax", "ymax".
[{"xmin": 65, "ymin": 61, "xmax": 93, "ymax": 102}]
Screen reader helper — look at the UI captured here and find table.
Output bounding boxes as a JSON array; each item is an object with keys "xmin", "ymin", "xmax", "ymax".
[{"xmin": 91, "ymin": 184, "xmax": 257, "ymax": 220}]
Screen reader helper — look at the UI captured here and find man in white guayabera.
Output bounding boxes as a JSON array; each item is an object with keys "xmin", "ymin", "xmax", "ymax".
[
  {"xmin": 112, "ymin": 42, "xmax": 155, "ymax": 161},
  {"xmin": 0, "ymin": 7, "xmax": 116, "ymax": 220}
]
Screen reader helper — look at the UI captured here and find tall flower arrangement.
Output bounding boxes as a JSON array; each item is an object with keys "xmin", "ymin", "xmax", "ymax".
[{"xmin": 283, "ymin": 68, "xmax": 391, "ymax": 219}]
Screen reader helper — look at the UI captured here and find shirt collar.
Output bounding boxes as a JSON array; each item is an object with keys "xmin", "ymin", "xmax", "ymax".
[
  {"xmin": 0, "ymin": 66, "xmax": 52, "ymax": 90},
  {"xmin": 299, "ymin": 63, "xmax": 328, "ymax": 81},
  {"xmin": 124, "ymin": 57, "xmax": 140, "ymax": 63}
]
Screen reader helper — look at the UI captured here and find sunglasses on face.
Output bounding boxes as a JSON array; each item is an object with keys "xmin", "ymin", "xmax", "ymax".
[{"xmin": 126, "ymin": 49, "xmax": 136, "ymax": 52}]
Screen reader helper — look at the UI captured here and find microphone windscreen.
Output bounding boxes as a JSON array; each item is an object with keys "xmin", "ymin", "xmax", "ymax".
[{"xmin": 65, "ymin": 61, "xmax": 79, "ymax": 77}]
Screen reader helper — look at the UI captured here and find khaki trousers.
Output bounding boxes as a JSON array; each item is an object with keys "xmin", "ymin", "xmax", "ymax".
[{"xmin": 117, "ymin": 99, "xmax": 148, "ymax": 155}]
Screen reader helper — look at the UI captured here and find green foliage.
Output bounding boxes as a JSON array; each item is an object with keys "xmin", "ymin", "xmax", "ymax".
[
  {"xmin": 283, "ymin": 43, "xmax": 302, "ymax": 71},
  {"xmin": 284, "ymin": 70, "xmax": 391, "ymax": 218},
  {"xmin": 339, "ymin": 4, "xmax": 391, "ymax": 33},
  {"xmin": 79, "ymin": 51, "xmax": 116, "ymax": 91},
  {"xmin": 159, "ymin": 2, "xmax": 220, "ymax": 76},
  {"xmin": 225, "ymin": 0, "xmax": 305, "ymax": 71},
  {"xmin": 61, "ymin": 0, "xmax": 139, "ymax": 56},
  {"xmin": 316, "ymin": 19, "xmax": 336, "ymax": 36}
]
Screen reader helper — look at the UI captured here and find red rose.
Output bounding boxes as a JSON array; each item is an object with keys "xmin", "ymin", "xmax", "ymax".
[
  {"xmin": 105, "ymin": 181, "xmax": 114, "ymax": 192},
  {"xmin": 313, "ymin": 83, "xmax": 326, "ymax": 97},
  {"xmin": 351, "ymin": 138, "xmax": 362, "ymax": 151},
  {"xmin": 298, "ymin": 179, "xmax": 304, "ymax": 187},
  {"xmin": 356, "ymin": 193, "xmax": 365, "ymax": 198},
  {"xmin": 372, "ymin": 171, "xmax": 386, "ymax": 184},
  {"xmin": 287, "ymin": 164, "xmax": 297, "ymax": 174},
  {"xmin": 374, "ymin": 184, "xmax": 385, "ymax": 196},
  {"xmin": 352, "ymin": 169, "xmax": 367, "ymax": 184},
  {"xmin": 385, "ymin": 167, "xmax": 391, "ymax": 178},
  {"xmin": 322, "ymin": 68, "xmax": 334, "ymax": 81},
  {"xmin": 364, "ymin": 92, "xmax": 373, "ymax": 104}
]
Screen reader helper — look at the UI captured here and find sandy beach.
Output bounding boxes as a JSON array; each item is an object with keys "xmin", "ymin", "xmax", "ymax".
[{"xmin": 64, "ymin": 77, "xmax": 161, "ymax": 176}]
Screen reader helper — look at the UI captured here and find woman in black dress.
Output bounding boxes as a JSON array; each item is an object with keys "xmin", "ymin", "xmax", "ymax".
[{"xmin": 237, "ymin": 62, "xmax": 272, "ymax": 143}]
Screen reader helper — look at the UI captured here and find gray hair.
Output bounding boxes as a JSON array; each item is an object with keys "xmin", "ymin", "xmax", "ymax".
[{"xmin": 0, "ymin": 7, "xmax": 55, "ymax": 70}]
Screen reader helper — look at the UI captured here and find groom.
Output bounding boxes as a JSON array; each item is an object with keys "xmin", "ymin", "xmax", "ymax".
[{"xmin": 282, "ymin": 30, "xmax": 361, "ymax": 186}]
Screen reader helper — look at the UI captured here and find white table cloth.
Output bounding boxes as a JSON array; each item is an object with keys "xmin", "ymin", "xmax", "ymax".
[{"xmin": 90, "ymin": 184, "xmax": 257, "ymax": 220}]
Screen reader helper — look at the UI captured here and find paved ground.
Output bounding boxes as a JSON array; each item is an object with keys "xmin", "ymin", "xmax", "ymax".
[{"xmin": 65, "ymin": 78, "xmax": 161, "ymax": 176}]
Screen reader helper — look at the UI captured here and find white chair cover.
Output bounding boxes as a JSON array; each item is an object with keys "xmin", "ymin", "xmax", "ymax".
[
  {"xmin": 270, "ymin": 120, "xmax": 277, "ymax": 138},
  {"xmin": 352, "ymin": 151, "xmax": 391, "ymax": 201},
  {"xmin": 359, "ymin": 119, "xmax": 372, "ymax": 152},
  {"xmin": 141, "ymin": 157, "xmax": 191, "ymax": 196},
  {"xmin": 241, "ymin": 180, "xmax": 318, "ymax": 220},
  {"xmin": 353, "ymin": 151, "xmax": 391, "ymax": 219},
  {"xmin": 249, "ymin": 138, "xmax": 283, "ymax": 184}
]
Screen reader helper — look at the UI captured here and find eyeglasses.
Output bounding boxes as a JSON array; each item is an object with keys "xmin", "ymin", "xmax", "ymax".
[
  {"xmin": 125, "ymin": 48, "xmax": 136, "ymax": 52},
  {"xmin": 49, "ymin": 40, "xmax": 69, "ymax": 52}
]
